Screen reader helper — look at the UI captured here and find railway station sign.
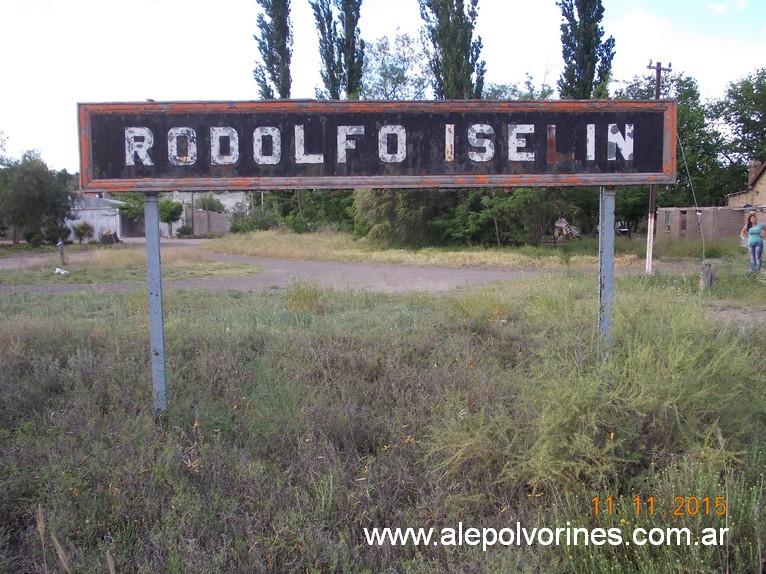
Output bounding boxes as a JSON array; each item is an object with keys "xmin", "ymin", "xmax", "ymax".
[{"xmin": 78, "ymin": 99, "xmax": 676, "ymax": 192}]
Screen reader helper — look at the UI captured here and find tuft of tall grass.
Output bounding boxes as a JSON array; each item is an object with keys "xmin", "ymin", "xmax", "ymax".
[{"xmin": 205, "ymin": 229, "xmax": 599, "ymax": 268}]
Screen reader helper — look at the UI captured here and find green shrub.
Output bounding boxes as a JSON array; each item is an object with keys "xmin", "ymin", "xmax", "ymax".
[
  {"xmin": 176, "ymin": 224, "xmax": 193, "ymax": 237},
  {"xmin": 229, "ymin": 210, "xmax": 278, "ymax": 233},
  {"xmin": 73, "ymin": 221, "xmax": 95, "ymax": 243},
  {"xmin": 194, "ymin": 193, "xmax": 226, "ymax": 212},
  {"xmin": 22, "ymin": 229, "xmax": 43, "ymax": 247}
]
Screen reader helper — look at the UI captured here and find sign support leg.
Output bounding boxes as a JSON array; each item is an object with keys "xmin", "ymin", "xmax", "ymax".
[
  {"xmin": 598, "ymin": 186, "xmax": 616, "ymax": 351},
  {"xmin": 143, "ymin": 192, "xmax": 168, "ymax": 414}
]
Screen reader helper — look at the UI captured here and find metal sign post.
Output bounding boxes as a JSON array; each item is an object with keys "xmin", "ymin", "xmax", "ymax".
[
  {"xmin": 143, "ymin": 192, "xmax": 168, "ymax": 414},
  {"xmin": 598, "ymin": 187, "xmax": 617, "ymax": 350}
]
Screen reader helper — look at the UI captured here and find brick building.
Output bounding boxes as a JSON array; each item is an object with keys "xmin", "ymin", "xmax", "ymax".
[
  {"xmin": 655, "ymin": 206, "xmax": 745, "ymax": 242},
  {"xmin": 726, "ymin": 160, "xmax": 766, "ymax": 209},
  {"xmin": 656, "ymin": 160, "xmax": 765, "ymax": 242}
]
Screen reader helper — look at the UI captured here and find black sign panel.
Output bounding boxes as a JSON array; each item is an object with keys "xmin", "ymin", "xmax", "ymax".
[{"xmin": 79, "ymin": 100, "xmax": 676, "ymax": 191}]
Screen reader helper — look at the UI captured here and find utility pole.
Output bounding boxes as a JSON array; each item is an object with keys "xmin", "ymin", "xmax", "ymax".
[{"xmin": 645, "ymin": 60, "xmax": 672, "ymax": 275}]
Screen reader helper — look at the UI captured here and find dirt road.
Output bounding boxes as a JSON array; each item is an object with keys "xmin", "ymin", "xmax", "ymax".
[{"xmin": 0, "ymin": 238, "xmax": 701, "ymax": 296}]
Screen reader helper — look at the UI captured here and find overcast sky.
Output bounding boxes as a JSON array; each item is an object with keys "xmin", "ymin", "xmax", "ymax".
[{"xmin": 1, "ymin": 0, "xmax": 764, "ymax": 173}]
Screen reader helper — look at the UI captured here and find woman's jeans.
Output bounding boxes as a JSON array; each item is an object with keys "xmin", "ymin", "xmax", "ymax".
[{"xmin": 748, "ymin": 242, "xmax": 763, "ymax": 273}]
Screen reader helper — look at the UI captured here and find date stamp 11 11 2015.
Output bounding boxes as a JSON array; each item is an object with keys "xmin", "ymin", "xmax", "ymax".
[{"xmin": 592, "ymin": 496, "xmax": 727, "ymax": 518}]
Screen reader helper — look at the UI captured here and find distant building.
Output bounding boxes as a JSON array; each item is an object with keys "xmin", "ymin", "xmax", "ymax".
[
  {"xmin": 68, "ymin": 196, "xmax": 124, "ymax": 239},
  {"xmin": 656, "ymin": 160, "xmax": 764, "ymax": 243},
  {"xmin": 655, "ymin": 206, "xmax": 744, "ymax": 242},
  {"xmin": 726, "ymin": 160, "xmax": 766, "ymax": 209}
]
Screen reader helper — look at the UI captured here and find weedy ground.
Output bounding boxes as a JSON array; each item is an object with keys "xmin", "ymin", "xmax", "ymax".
[{"xmin": 0, "ymin": 235, "xmax": 764, "ymax": 573}]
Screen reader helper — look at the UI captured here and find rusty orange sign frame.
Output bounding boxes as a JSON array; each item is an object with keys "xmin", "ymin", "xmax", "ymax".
[{"xmin": 78, "ymin": 99, "xmax": 676, "ymax": 192}]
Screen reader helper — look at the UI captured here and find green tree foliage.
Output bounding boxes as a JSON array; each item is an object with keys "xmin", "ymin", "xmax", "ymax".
[
  {"xmin": 195, "ymin": 193, "xmax": 226, "ymax": 212},
  {"xmin": 353, "ymin": 189, "xmax": 447, "ymax": 246},
  {"xmin": 418, "ymin": 0, "xmax": 485, "ymax": 100},
  {"xmin": 615, "ymin": 71, "xmax": 741, "ymax": 209},
  {"xmin": 311, "ymin": 0, "xmax": 342, "ymax": 99},
  {"xmin": 0, "ymin": 151, "xmax": 74, "ymax": 243},
  {"xmin": 0, "ymin": 130, "xmax": 7, "ymax": 167},
  {"xmin": 361, "ymin": 32, "xmax": 429, "ymax": 100},
  {"xmin": 117, "ymin": 191, "xmax": 145, "ymax": 222},
  {"xmin": 310, "ymin": 0, "xmax": 365, "ymax": 99},
  {"xmin": 268, "ymin": 189, "xmax": 355, "ymax": 233},
  {"xmin": 159, "ymin": 198, "xmax": 184, "ymax": 236},
  {"xmin": 430, "ymin": 187, "xmax": 592, "ymax": 246},
  {"xmin": 483, "ymin": 74, "xmax": 554, "ymax": 100},
  {"xmin": 73, "ymin": 220, "xmax": 95, "ymax": 244},
  {"xmin": 117, "ymin": 193, "xmax": 191, "ymax": 236},
  {"xmin": 556, "ymin": 0, "xmax": 615, "ymax": 99},
  {"xmin": 711, "ymin": 67, "xmax": 766, "ymax": 163},
  {"xmin": 253, "ymin": 0, "xmax": 293, "ymax": 99},
  {"xmin": 337, "ymin": 0, "xmax": 365, "ymax": 99}
]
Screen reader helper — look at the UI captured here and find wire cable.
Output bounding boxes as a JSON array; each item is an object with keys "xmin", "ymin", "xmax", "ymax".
[{"xmin": 677, "ymin": 133, "xmax": 705, "ymax": 261}]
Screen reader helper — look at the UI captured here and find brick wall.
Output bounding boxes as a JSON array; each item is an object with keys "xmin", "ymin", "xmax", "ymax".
[
  {"xmin": 656, "ymin": 207, "xmax": 746, "ymax": 242},
  {"xmin": 183, "ymin": 207, "xmax": 231, "ymax": 236}
]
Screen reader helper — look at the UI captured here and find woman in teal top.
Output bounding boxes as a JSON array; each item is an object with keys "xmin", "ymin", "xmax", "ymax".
[{"xmin": 741, "ymin": 213, "xmax": 766, "ymax": 273}]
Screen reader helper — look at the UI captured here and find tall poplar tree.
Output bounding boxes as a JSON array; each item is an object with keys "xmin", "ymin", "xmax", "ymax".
[
  {"xmin": 253, "ymin": 0, "xmax": 293, "ymax": 99},
  {"xmin": 556, "ymin": 0, "xmax": 615, "ymax": 99},
  {"xmin": 337, "ymin": 0, "xmax": 365, "ymax": 99},
  {"xmin": 418, "ymin": 0, "xmax": 485, "ymax": 99},
  {"xmin": 310, "ymin": 0, "xmax": 365, "ymax": 99}
]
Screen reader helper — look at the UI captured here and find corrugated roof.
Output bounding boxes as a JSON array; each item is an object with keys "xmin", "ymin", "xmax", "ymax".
[{"xmin": 73, "ymin": 197, "xmax": 125, "ymax": 209}]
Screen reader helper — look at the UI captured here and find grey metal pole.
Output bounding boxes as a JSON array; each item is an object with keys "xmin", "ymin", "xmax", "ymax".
[
  {"xmin": 599, "ymin": 187, "xmax": 616, "ymax": 348},
  {"xmin": 143, "ymin": 192, "xmax": 168, "ymax": 414}
]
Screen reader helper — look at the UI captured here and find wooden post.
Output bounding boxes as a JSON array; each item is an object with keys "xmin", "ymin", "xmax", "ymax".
[{"xmin": 699, "ymin": 263, "xmax": 716, "ymax": 291}]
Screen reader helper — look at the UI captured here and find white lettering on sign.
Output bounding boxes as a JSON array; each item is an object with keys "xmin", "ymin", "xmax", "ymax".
[
  {"xmin": 211, "ymin": 127, "xmax": 240, "ymax": 165},
  {"xmin": 122, "ymin": 123, "xmax": 640, "ymax": 169},
  {"xmin": 167, "ymin": 127, "xmax": 197, "ymax": 166},
  {"xmin": 378, "ymin": 125, "xmax": 407, "ymax": 163},
  {"xmin": 295, "ymin": 124, "xmax": 323, "ymax": 164},
  {"xmin": 607, "ymin": 124, "xmax": 634, "ymax": 161},
  {"xmin": 337, "ymin": 125, "xmax": 365, "ymax": 163},
  {"xmin": 125, "ymin": 127, "xmax": 155, "ymax": 166},
  {"xmin": 253, "ymin": 126, "xmax": 281, "ymax": 165},
  {"xmin": 467, "ymin": 124, "xmax": 495, "ymax": 162},
  {"xmin": 445, "ymin": 124, "xmax": 455, "ymax": 163},
  {"xmin": 508, "ymin": 124, "xmax": 535, "ymax": 162}
]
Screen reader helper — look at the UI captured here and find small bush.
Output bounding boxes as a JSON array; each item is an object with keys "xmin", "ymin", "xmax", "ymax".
[
  {"xmin": 22, "ymin": 229, "xmax": 43, "ymax": 247},
  {"xmin": 194, "ymin": 193, "xmax": 225, "ymax": 212},
  {"xmin": 229, "ymin": 200, "xmax": 280, "ymax": 234},
  {"xmin": 176, "ymin": 224, "xmax": 193, "ymax": 237},
  {"xmin": 73, "ymin": 221, "xmax": 95, "ymax": 244}
]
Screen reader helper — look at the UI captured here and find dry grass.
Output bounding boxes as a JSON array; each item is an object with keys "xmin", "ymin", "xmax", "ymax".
[
  {"xmin": 205, "ymin": 229, "xmax": 604, "ymax": 268},
  {"xmin": 1, "ymin": 275, "xmax": 764, "ymax": 573},
  {"xmin": 0, "ymin": 245, "xmax": 261, "ymax": 285}
]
